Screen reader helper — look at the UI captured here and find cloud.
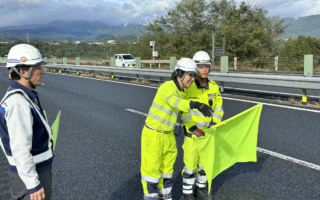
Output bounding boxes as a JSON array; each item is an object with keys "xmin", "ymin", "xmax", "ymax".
[
  {"xmin": 0, "ymin": 0, "xmax": 320, "ymax": 28},
  {"xmin": 234, "ymin": 0, "xmax": 320, "ymax": 17},
  {"xmin": 0, "ymin": 0, "xmax": 176, "ymax": 27}
]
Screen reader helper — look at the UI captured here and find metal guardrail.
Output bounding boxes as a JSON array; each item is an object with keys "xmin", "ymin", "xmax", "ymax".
[{"xmin": 1, "ymin": 61, "xmax": 319, "ymax": 103}]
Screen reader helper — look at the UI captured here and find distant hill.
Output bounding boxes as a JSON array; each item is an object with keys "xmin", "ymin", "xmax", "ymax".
[
  {"xmin": 8, "ymin": 15, "xmax": 320, "ymax": 42},
  {"xmin": 284, "ymin": 15, "xmax": 320, "ymax": 39},
  {"xmin": 0, "ymin": 21, "xmax": 147, "ymax": 42}
]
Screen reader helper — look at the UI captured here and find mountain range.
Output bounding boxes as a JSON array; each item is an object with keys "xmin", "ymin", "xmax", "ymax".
[
  {"xmin": 1, "ymin": 15, "xmax": 320, "ymax": 42},
  {"xmin": 0, "ymin": 21, "xmax": 146, "ymax": 42},
  {"xmin": 283, "ymin": 15, "xmax": 320, "ymax": 39}
]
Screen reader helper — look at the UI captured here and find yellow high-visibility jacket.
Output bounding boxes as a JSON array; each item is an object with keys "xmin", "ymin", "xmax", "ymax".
[
  {"xmin": 145, "ymin": 80, "xmax": 194, "ymax": 132},
  {"xmin": 181, "ymin": 79, "xmax": 223, "ymax": 132}
]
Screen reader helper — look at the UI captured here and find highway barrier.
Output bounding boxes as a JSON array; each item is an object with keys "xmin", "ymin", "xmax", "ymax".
[{"xmin": 0, "ymin": 55, "xmax": 319, "ymax": 103}]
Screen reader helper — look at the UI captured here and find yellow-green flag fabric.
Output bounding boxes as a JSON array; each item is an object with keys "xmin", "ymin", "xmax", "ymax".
[
  {"xmin": 51, "ymin": 111, "xmax": 61, "ymax": 151},
  {"xmin": 194, "ymin": 104, "xmax": 263, "ymax": 193}
]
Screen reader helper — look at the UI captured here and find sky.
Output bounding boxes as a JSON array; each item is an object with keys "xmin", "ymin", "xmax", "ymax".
[{"xmin": 0, "ymin": 0, "xmax": 320, "ymax": 28}]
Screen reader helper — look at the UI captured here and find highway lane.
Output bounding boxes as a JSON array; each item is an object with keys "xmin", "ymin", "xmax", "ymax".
[{"xmin": 0, "ymin": 67, "xmax": 320, "ymax": 199}]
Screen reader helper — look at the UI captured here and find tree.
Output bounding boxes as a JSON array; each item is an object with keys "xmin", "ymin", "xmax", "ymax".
[{"xmin": 145, "ymin": 0, "xmax": 287, "ymax": 59}]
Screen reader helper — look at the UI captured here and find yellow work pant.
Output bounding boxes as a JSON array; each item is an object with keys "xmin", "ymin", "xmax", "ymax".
[
  {"xmin": 182, "ymin": 135, "xmax": 207, "ymax": 195},
  {"xmin": 141, "ymin": 126, "xmax": 177, "ymax": 200}
]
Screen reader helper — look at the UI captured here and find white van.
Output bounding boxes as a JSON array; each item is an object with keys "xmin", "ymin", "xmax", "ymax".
[{"xmin": 114, "ymin": 54, "xmax": 136, "ymax": 67}]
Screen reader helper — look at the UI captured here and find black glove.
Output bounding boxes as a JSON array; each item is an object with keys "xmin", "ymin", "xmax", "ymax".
[{"xmin": 194, "ymin": 102, "xmax": 213, "ymax": 117}]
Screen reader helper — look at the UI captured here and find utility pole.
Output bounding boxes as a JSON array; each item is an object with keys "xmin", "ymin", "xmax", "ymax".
[{"xmin": 212, "ymin": 28, "xmax": 215, "ymax": 66}]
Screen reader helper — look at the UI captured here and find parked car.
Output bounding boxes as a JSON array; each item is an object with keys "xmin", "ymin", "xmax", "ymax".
[{"xmin": 114, "ymin": 54, "xmax": 135, "ymax": 67}]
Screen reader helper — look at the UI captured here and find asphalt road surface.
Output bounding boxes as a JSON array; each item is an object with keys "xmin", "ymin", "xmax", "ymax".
[{"xmin": 0, "ymin": 67, "xmax": 320, "ymax": 200}]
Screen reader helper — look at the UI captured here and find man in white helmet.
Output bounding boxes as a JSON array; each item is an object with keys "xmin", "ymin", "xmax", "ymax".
[
  {"xmin": 180, "ymin": 51, "xmax": 224, "ymax": 200},
  {"xmin": 0, "ymin": 44, "xmax": 53, "ymax": 200},
  {"xmin": 141, "ymin": 58, "xmax": 213, "ymax": 200}
]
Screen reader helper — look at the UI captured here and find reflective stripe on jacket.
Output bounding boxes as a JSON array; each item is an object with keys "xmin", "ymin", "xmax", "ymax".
[
  {"xmin": 0, "ymin": 86, "xmax": 53, "ymax": 194},
  {"xmin": 181, "ymin": 79, "xmax": 224, "ymax": 131},
  {"xmin": 145, "ymin": 80, "xmax": 192, "ymax": 132}
]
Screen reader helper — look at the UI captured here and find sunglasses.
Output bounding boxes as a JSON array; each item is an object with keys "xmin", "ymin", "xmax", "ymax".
[{"xmin": 187, "ymin": 72, "xmax": 197, "ymax": 78}]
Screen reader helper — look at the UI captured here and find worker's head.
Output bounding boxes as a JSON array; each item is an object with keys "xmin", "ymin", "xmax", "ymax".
[
  {"xmin": 192, "ymin": 51, "xmax": 211, "ymax": 79},
  {"xmin": 6, "ymin": 44, "xmax": 47, "ymax": 89},
  {"xmin": 171, "ymin": 58, "xmax": 197, "ymax": 89}
]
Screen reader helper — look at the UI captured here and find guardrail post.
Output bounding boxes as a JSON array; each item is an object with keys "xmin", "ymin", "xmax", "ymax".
[
  {"xmin": 52, "ymin": 57, "xmax": 57, "ymax": 64},
  {"xmin": 234, "ymin": 57, "xmax": 237, "ymax": 70},
  {"xmin": 75, "ymin": 57, "xmax": 80, "ymax": 65},
  {"xmin": 302, "ymin": 89, "xmax": 307, "ymax": 105},
  {"xmin": 110, "ymin": 57, "xmax": 115, "ymax": 67},
  {"xmin": 150, "ymin": 63, "xmax": 152, "ymax": 68},
  {"xmin": 220, "ymin": 56, "xmax": 228, "ymax": 93},
  {"xmin": 220, "ymin": 82, "xmax": 225, "ymax": 93},
  {"xmin": 274, "ymin": 56, "xmax": 278, "ymax": 71},
  {"xmin": 92, "ymin": 71, "xmax": 95, "ymax": 77},
  {"xmin": 170, "ymin": 57, "xmax": 176, "ymax": 70},
  {"xmin": 135, "ymin": 57, "xmax": 141, "ymax": 68},
  {"xmin": 304, "ymin": 54, "xmax": 313, "ymax": 77},
  {"xmin": 136, "ymin": 75, "xmax": 139, "ymax": 82},
  {"xmin": 158, "ymin": 63, "xmax": 160, "ymax": 68},
  {"xmin": 63, "ymin": 57, "xmax": 67, "ymax": 64},
  {"xmin": 220, "ymin": 56, "xmax": 228, "ymax": 73}
]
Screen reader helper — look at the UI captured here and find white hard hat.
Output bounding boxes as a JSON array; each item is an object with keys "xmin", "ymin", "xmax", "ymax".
[
  {"xmin": 193, "ymin": 51, "xmax": 211, "ymax": 66},
  {"xmin": 175, "ymin": 58, "xmax": 197, "ymax": 73},
  {"xmin": 6, "ymin": 44, "xmax": 47, "ymax": 68}
]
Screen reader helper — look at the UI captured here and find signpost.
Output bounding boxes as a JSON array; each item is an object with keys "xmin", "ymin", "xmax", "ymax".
[
  {"xmin": 212, "ymin": 31, "xmax": 226, "ymax": 66},
  {"xmin": 150, "ymin": 41, "xmax": 155, "ymax": 60}
]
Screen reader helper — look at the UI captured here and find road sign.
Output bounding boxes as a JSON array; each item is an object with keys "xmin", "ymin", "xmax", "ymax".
[
  {"xmin": 150, "ymin": 41, "xmax": 155, "ymax": 47},
  {"xmin": 215, "ymin": 47, "xmax": 224, "ymax": 56},
  {"xmin": 153, "ymin": 51, "xmax": 158, "ymax": 57}
]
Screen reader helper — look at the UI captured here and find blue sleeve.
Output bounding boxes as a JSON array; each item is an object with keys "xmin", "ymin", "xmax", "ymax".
[{"xmin": 189, "ymin": 101, "xmax": 197, "ymax": 109}]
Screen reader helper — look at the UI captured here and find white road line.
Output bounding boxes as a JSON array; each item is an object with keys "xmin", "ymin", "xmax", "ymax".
[
  {"xmin": 41, "ymin": 83, "xmax": 45, "ymax": 85},
  {"xmin": 223, "ymin": 97, "xmax": 320, "ymax": 114},
  {"xmin": 224, "ymin": 87, "xmax": 320, "ymax": 98},
  {"xmin": 126, "ymin": 108, "xmax": 320, "ymax": 171},
  {"xmin": 257, "ymin": 147, "xmax": 320, "ymax": 170},
  {"xmin": 45, "ymin": 72, "xmax": 158, "ymax": 89},
  {"xmin": 46, "ymin": 72, "xmax": 320, "ymax": 113}
]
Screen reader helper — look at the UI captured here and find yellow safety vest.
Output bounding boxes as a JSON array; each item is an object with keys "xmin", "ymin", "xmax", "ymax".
[
  {"xmin": 145, "ymin": 80, "xmax": 191, "ymax": 132},
  {"xmin": 181, "ymin": 79, "xmax": 224, "ymax": 132}
]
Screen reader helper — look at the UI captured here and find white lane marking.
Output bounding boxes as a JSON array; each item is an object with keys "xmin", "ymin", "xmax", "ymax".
[
  {"xmin": 46, "ymin": 72, "xmax": 320, "ymax": 113},
  {"xmin": 223, "ymin": 97, "xmax": 320, "ymax": 114},
  {"xmin": 257, "ymin": 147, "xmax": 320, "ymax": 171},
  {"xmin": 41, "ymin": 83, "xmax": 45, "ymax": 85},
  {"xmin": 45, "ymin": 72, "xmax": 159, "ymax": 89},
  {"xmin": 126, "ymin": 108, "xmax": 320, "ymax": 171},
  {"xmin": 224, "ymin": 87, "xmax": 320, "ymax": 98}
]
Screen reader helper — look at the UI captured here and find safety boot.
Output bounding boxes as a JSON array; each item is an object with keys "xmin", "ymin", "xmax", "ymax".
[
  {"xmin": 196, "ymin": 188, "xmax": 214, "ymax": 200},
  {"xmin": 179, "ymin": 194, "xmax": 195, "ymax": 200}
]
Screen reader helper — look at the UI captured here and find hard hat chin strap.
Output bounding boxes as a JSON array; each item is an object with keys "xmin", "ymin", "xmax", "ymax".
[
  {"xmin": 10, "ymin": 67, "xmax": 36, "ymax": 89},
  {"xmin": 180, "ymin": 72, "xmax": 187, "ymax": 88}
]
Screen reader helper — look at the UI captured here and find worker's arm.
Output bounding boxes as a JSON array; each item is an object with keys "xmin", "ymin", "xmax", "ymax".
[
  {"xmin": 161, "ymin": 84, "xmax": 195, "ymax": 113},
  {"xmin": 211, "ymin": 89, "xmax": 224, "ymax": 124}
]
